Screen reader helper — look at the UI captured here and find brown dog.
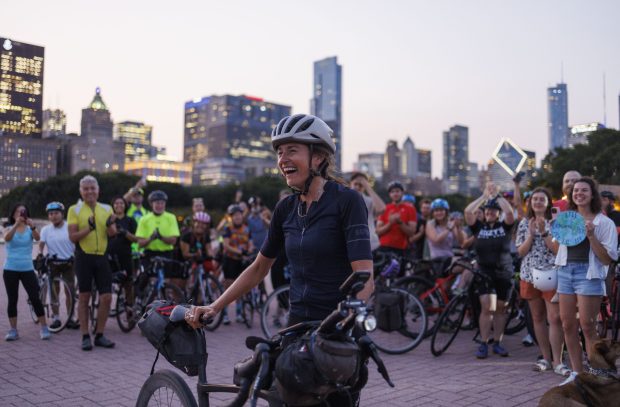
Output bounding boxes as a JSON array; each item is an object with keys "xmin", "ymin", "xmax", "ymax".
[{"xmin": 538, "ymin": 339, "xmax": 620, "ymax": 407}]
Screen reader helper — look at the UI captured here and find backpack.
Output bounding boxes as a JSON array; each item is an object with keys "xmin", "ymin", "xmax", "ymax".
[
  {"xmin": 274, "ymin": 331, "xmax": 361, "ymax": 406},
  {"xmin": 374, "ymin": 290, "xmax": 405, "ymax": 332},
  {"xmin": 138, "ymin": 300, "xmax": 206, "ymax": 376}
]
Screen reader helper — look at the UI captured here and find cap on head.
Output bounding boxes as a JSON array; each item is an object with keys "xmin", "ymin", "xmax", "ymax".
[
  {"xmin": 402, "ymin": 194, "xmax": 416, "ymax": 204},
  {"xmin": 483, "ymin": 198, "xmax": 501, "ymax": 211},
  {"xmin": 430, "ymin": 198, "xmax": 450, "ymax": 211},
  {"xmin": 387, "ymin": 181, "xmax": 404, "ymax": 193},
  {"xmin": 148, "ymin": 190, "xmax": 168, "ymax": 203},
  {"xmin": 46, "ymin": 202, "xmax": 65, "ymax": 213},
  {"xmin": 228, "ymin": 204, "xmax": 243, "ymax": 215},
  {"xmin": 193, "ymin": 211, "xmax": 211, "ymax": 224},
  {"xmin": 601, "ymin": 191, "xmax": 615, "ymax": 200}
]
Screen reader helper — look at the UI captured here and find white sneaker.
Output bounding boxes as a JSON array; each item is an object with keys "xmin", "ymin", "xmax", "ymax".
[{"xmin": 559, "ymin": 371, "xmax": 577, "ymax": 386}]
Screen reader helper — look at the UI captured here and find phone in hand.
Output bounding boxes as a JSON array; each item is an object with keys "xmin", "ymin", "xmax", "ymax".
[{"xmin": 20, "ymin": 209, "xmax": 27, "ymax": 218}]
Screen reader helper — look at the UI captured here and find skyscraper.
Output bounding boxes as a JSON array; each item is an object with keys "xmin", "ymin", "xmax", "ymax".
[
  {"xmin": 114, "ymin": 120, "xmax": 154, "ymax": 162},
  {"xmin": 416, "ymin": 149, "xmax": 432, "ymax": 178},
  {"xmin": 547, "ymin": 83, "xmax": 569, "ymax": 151},
  {"xmin": 442, "ymin": 125, "xmax": 469, "ymax": 195},
  {"xmin": 401, "ymin": 136, "xmax": 418, "ymax": 178},
  {"xmin": 355, "ymin": 153, "xmax": 384, "ymax": 180},
  {"xmin": 383, "ymin": 140, "xmax": 400, "ymax": 181},
  {"xmin": 42, "ymin": 109, "xmax": 66, "ymax": 138},
  {"xmin": 0, "ymin": 37, "xmax": 44, "ymax": 138},
  {"xmin": 71, "ymin": 88, "xmax": 124, "ymax": 174},
  {"xmin": 183, "ymin": 94, "xmax": 290, "ymax": 185},
  {"xmin": 567, "ymin": 122, "xmax": 605, "ymax": 148},
  {"xmin": 311, "ymin": 57, "xmax": 342, "ymax": 170}
]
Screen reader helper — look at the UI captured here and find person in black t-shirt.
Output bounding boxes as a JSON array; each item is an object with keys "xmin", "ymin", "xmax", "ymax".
[
  {"xmin": 108, "ymin": 196, "xmax": 138, "ymax": 308},
  {"xmin": 187, "ymin": 114, "xmax": 373, "ymax": 405},
  {"xmin": 180, "ymin": 212, "xmax": 217, "ymax": 296},
  {"xmin": 602, "ymin": 191, "xmax": 620, "ymax": 239},
  {"xmin": 465, "ymin": 182, "xmax": 515, "ymax": 359}
]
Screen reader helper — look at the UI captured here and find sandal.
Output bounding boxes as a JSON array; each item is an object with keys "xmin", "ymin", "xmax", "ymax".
[
  {"xmin": 554, "ymin": 363, "xmax": 571, "ymax": 377},
  {"xmin": 533, "ymin": 359, "xmax": 552, "ymax": 372}
]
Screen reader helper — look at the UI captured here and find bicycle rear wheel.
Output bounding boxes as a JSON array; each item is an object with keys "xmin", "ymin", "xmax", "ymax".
[
  {"xmin": 431, "ymin": 294, "xmax": 468, "ymax": 357},
  {"xmin": 160, "ymin": 283, "xmax": 186, "ymax": 303},
  {"xmin": 504, "ymin": 288, "xmax": 527, "ymax": 335},
  {"xmin": 136, "ymin": 369, "xmax": 197, "ymax": 407},
  {"xmin": 241, "ymin": 297, "xmax": 254, "ymax": 329},
  {"xmin": 201, "ymin": 274, "xmax": 224, "ymax": 332},
  {"xmin": 397, "ymin": 275, "xmax": 445, "ymax": 337},
  {"xmin": 260, "ymin": 285, "xmax": 290, "ymax": 338},
  {"xmin": 368, "ymin": 287, "xmax": 427, "ymax": 355},
  {"xmin": 40, "ymin": 277, "xmax": 74, "ymax": 333}
]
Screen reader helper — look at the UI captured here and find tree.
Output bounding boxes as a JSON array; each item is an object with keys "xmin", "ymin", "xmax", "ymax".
[{"xmin": 537, "ymin": 128, "xmax": 620, "ymax": 196}]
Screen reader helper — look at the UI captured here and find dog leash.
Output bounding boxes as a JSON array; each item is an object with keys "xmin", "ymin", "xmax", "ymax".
[{"xmin": 573, "ymin": 375, "xmax": 596, "ymax": 407}]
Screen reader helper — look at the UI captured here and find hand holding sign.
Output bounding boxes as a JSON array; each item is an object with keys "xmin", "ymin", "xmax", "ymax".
[{"xmin": 551, "ymin": 211, "xmax": 586, "ymax": 246}]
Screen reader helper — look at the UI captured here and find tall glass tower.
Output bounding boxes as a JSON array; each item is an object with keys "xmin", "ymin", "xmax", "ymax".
[
  {"xmin": 442, "ymin": 125, "xmax": 469, "ymax": 195},
  {"xmin": 0, "ymin": 37, "xmax": 44, "ymax": 138},
  {"xmin": 547, "ymin": 83, "xmax": 569, "ymax": 151},
  {"xmin": 311, "ymin": 57, "xmax": 342, "ymax": 171}
]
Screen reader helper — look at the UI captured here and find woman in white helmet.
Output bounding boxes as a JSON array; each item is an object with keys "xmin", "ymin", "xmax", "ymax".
[
  {"xmin": 188, "ymin": 114, "xmax": 374, "ymax": 403},
  {"xmin": 515, "ymin": 187, "xmax": 564, "ymax": 375}
]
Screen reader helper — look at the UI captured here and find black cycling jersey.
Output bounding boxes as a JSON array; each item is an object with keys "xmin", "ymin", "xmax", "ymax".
[
  {"xmin": 470, "ymin": 220, "xmax": 513, "ymax": 267},
  {"xmin": 108, "ymin": 216, "xmax": 137, "ymax": 257},
  {"xmin": 180, "ymin": 232, "xmax": 211, "ymax": 259},
  {"xmin": 261, "ymin": 181, "xmax": 372, "ymax": 320}
]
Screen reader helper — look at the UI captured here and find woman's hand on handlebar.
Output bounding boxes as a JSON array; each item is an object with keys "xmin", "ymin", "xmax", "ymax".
[{"xmin": 185, "ymin": 305, "xmax": 217, "ymax": 329}]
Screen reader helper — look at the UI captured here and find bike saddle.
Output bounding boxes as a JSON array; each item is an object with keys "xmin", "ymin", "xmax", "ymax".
[{"xmin": 245, "ymin": 336, "xmax": 280, "ymax": 351}]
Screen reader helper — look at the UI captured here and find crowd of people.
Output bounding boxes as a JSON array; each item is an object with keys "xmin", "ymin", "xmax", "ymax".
[{"xmin": 2, "ymin": 114, "xmax": 620, "ymax": 401}]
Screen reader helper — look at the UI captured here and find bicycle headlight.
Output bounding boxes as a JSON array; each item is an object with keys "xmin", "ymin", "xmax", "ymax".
[{"xmin": 357, "ymin": 314, "xmax": 377, "ymax": 332}]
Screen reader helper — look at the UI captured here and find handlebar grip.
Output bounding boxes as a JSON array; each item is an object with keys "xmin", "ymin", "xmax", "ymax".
[
  {"xmin": 199, "ymin": 314, "xmax": 213, "ymax": 325},
  {"xmin": 318, "ymin": 309, "xmax": 345, "ymax": 334}
]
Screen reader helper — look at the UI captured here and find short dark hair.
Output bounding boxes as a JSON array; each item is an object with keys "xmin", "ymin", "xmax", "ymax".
[
  {"xmin": 420, "ymin": 199, "xmax": 432, "ymax": 206},
  {"xmin": 568, "ymin": 177, "xmax": 602, "ymax": 214},
  {"xmin": 526, "ymin": 187, "xmax": 553, "ymax": 220}
]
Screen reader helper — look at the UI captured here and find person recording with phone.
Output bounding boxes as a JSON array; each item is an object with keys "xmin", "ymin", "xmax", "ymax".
[{"xmin": 3, "ymin": 204, "xmax": 51, "ymax": 341}]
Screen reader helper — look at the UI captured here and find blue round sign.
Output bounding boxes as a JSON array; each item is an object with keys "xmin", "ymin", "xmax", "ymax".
[{"xmin": 551, "ymin": 211, "xmax": 586, "ymax": 247}]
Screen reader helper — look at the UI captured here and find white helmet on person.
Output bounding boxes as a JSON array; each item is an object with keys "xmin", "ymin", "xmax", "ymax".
[
  {"xmin": 271, "ymin": 114, "xmax": 336, "ymax": 154},
  {"xmin": 531, "ymin": 268, "xmax": 558, "ymax": 292}
]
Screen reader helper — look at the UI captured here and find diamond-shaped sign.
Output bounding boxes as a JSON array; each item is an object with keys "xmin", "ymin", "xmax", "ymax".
[{"xmin": 491, "ymin": 138, "xmax": 527, "ymax": 176}]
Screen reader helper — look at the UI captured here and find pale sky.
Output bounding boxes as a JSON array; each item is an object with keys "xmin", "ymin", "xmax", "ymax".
[{"xmin": 4, "ymin": 0, "xmax": 620, "ymax": 177}]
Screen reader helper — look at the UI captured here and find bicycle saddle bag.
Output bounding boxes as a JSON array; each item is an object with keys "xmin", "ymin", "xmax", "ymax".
[
  {"xmin": 275, "ymin": 331, "xmax": 361, "ymax": 406},
  {"xmin": 138, "ymin": 300, "xmax": 206, "ymax": 376},
  {"xmin": 374, "ymin": 290, "xmax": 404, "ymax": 332}
]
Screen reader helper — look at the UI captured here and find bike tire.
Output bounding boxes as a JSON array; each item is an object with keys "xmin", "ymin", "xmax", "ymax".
[
  {"xmin": 368, "ymin": 287, "xmax": 427, "ymax": 355},
  {"xmin": 44, "ymin": 277, "xmax": 74, "ymax": 333},
  {"xmin": 201, "ymin": 274, "xmax": 224, "ymax": 332},
  {"xmin": 260, "ymin": 285, "xmax": 290, "ymax": 338},
  {"xmin": 504, "ymin": 288, "xmax": 527, "ymax": 335},
  {"xmin": 160, "ymin": 283, "xmax": 186, "ymax": 303},
  {"xmin": 115, "ymin": 287, "xmax": 137, "ymax": 333},
  {"xmin": 242, "ymin": 297, "xmax": 254, "ymax": 329},
  {"xmin": 396, "ymin": 275, "xmax": 445, "ymax": 337},
  {"xmin": 430, "ymin": 294, "xmax": 468, "ymax": 357},
  {"xmin": 611, "ymin": 281, "xmax": 620, "ymax": 342},
  {"xmin": 136, "ymin": 369, "xmax": 197, "ymax": 407}
]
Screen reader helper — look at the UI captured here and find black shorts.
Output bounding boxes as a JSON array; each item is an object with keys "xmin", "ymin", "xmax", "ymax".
[
  {"xmin": 223, "ymin": 257, "xmax": 244, "ymax": 280},
  {"xmin": 477, "ymin": 263, "xmax": 513, "ymax": 302},
  {"xmin": 75, "ymin": 252, "xmax": 112, "ymax": 294}
]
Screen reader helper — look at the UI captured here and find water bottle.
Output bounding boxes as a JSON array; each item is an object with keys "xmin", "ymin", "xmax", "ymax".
[{"xmin": 382, "ymin": 259, "xmax": 400, "ymax": 277}]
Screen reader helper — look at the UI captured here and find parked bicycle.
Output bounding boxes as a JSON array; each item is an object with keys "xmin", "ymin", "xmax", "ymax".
[
  {"xmin": 29, "ymin": 254, "xmax": 75, "ymax": 333},
  {"xmin": 260, "ymin": 284, "xmax": 290, "ymax": 339},
  {"xmin": 136, "ymin": 271, "xmax": 394, "ymax": 407},
  {"xmin": 185, "ymin": 259, "xmax": 225, "ymax": 332}
]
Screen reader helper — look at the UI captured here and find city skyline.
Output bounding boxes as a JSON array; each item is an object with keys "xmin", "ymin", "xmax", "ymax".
[{"xmin": 3, "ymin": 0, "xmax": 620, "ymax": 178}]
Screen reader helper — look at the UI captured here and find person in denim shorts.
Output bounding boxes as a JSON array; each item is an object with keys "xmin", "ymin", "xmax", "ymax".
[{"xmin": 555, "ymin": 177, "xmax": 618, "ymax": 383}]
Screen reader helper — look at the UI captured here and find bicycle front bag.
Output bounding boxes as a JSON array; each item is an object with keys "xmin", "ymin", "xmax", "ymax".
[
  {"xmin": 138, "ymin": 300, "xmax": 206, "ymax": 376},
  {"xmin": 374, "ymin": 290, "xmax": 404, "ymax": 332}
]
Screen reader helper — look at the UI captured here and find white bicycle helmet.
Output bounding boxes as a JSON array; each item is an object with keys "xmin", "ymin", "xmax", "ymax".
[
  {"xmin": 531, "ymin": 268, "xmax": 558, "ymax": 292},
  {"xmin": 271, "ymin": 114, "xmax": 336, "ymax": 154}
]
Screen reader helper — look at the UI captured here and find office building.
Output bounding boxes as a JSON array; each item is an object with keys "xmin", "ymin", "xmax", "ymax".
[
  {"xmin": 401, "ymin": 136, "xmax": 418, "ymax": 178},
  {"xmin": 0, "ymin": 136, "xmax": 57, "ymax": 196},
  {"xmin": 183, "ymin": 94, "xmax": 290, "ymax": 185},
  {"xmin": 548, "ymin": 83, "xmax": 569, "ymax": 151},
  {"xmin": 383, "ymin": 140, "xmax": 401, "ymax": 181},
  {"xmin": 442, "ymin": 125, "xmax": 469, "ymax": 195},
  {"xmin": 42, "ymin": 109, "xmax": 66, "ymax": 138},
  {"xmin": 114, "ymin": 120, "xmax": 154, "ymax": 162},
  {"xmin": 124, "ymin": 155, "xmax": 192, "ymax": 186},
  {"xmin": 72, "ymin": 88, "xmax": 124, "ymax": 174},
  {"xmin": 354, "ymin": 153, "xmax": 384, "ymax": 181},
  {"xmin": 416, "ymin": 149, "xmax": 432, "ymax": 178},
  {"xmin": 0, "ymin": 37, "xmax": 44, "ymax": 138},
  {"xmin": 311, "ymin": 56, "xmax": 342, "ymax": 170},
  {"xmin": 568, "ymin": 122, "xmax": 605, "ymax": 148}
]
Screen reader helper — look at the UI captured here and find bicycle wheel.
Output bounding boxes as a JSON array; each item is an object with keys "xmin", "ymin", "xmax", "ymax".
[
  {"xmin": 430, "ymin": 294, "xmax": 468, "ymax": 357},
  {"xmin": 115, "ymin": 287, "xmax": 138, "ymax": 333},
  {"xmin": 597, "ymin": 300, "xmax": 611, "ymax": 339},
  {"xmin": 136, "ymin": 369, "xmax": 197, "ymax": 407},
  {"xmin": 611, "ymin": 281, "xmax": 620, "ymax": 342},
  {"xmin": 260, "ymin": 285, "xmax": 290, "ymax": 338},
  {"xmin": 368, "ymin": 287, "xmax": 427, "ymax": 355},
  {"xmin": 42, "ymin": 277, "xmax": 74, "ymax": 333},
  {"xmin": 396, "ymin": 275, "xmax": 444, "ymax": 337},
  {"xmin": 201, "ymin": 274, "xmax": 224, "ymax": 332},
  {"xmin": 504, "ymin": 289, "xmax": 527, "ymax": 335},
  {"xmin": 241, "ymin": 296, "xmax": 254, "ymax": 329},
  {"xmin": 160, "ymin": 283, "xmax": 186, "ymax": 303}
]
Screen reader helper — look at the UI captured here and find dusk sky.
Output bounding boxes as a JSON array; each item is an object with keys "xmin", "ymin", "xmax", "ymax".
[{"xmin": 4, "ymin": 0, "xmax": 620, "ymax": 177}]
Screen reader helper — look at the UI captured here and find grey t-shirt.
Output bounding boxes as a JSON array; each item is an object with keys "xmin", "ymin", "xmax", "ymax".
[{"xmin": 362, "ymin": 194, "xmax": 380, "ymax": 251}]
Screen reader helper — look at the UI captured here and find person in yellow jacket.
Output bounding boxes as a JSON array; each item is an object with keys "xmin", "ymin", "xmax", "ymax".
[{"xmin": 67, "ymin": 175, "xmax": 117, "ymax": 351}]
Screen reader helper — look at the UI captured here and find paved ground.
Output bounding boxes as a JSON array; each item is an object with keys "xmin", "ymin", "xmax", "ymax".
[{"xmin": 0, "ymin": 247, "xmax": 566, "ymax": 406}]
